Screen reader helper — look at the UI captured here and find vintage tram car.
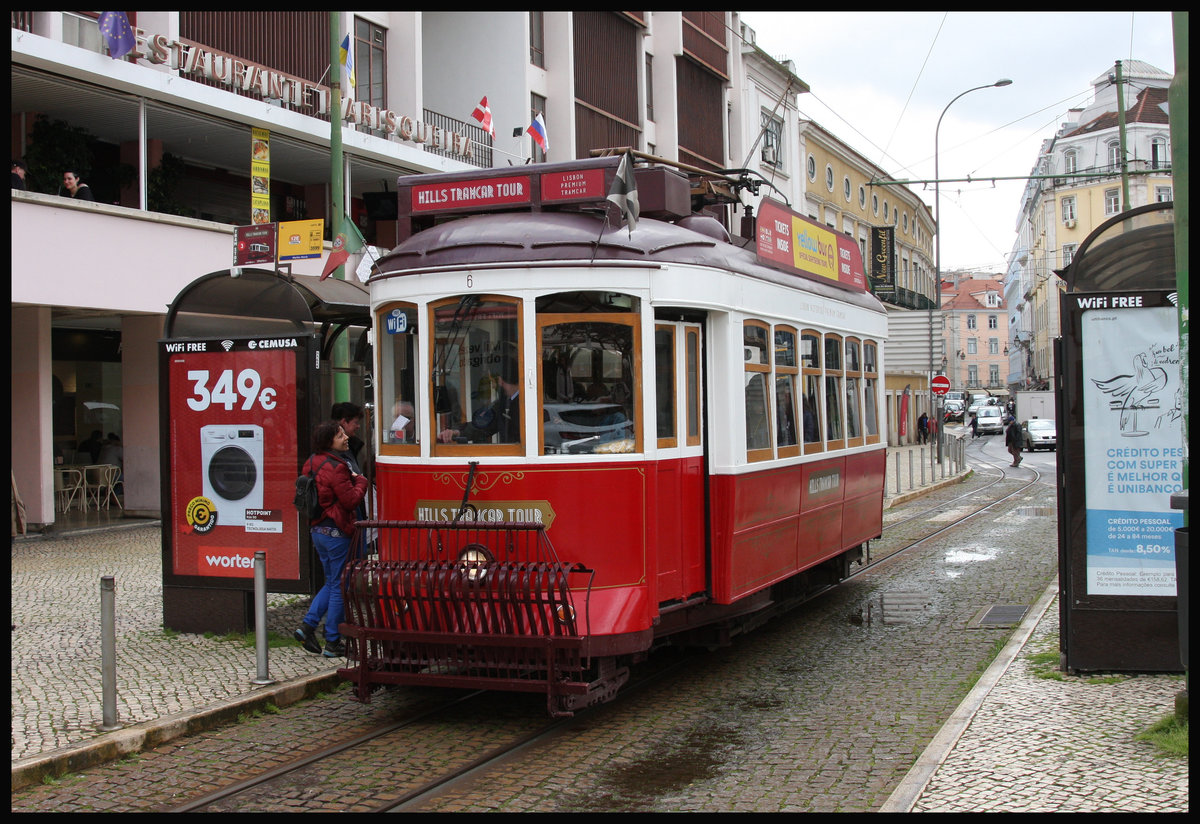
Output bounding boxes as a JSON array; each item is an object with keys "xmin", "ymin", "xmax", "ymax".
[{"xmin": 339, "ymin": 155, "xmax": 887, "ymax": 715}]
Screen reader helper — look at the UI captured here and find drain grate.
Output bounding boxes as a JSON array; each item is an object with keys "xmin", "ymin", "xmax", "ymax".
[{"xmin": 967, "ymin": 604, "xmax": 1028, "ymax": 629}]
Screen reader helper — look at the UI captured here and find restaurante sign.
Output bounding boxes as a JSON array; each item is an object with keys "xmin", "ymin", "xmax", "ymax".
[{"xmin": 126, "ymin": 29, "xmax": 473, "ymax": 157}]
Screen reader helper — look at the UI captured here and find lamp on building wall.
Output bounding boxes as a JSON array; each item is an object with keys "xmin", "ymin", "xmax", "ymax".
[{"xmin": 931, "ymin": 78, "xmax": 1011, "ymax": 461}]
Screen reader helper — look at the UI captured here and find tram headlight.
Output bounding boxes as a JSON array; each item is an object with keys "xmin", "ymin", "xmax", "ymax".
[{"xmin": 457, "ymin": 544, "xmax": 494, "ymax": 582}]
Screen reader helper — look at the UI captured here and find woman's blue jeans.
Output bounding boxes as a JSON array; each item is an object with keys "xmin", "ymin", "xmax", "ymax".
[{"xmin": 304, "ymin": 529, "xmax": 351, "ymax": 643}]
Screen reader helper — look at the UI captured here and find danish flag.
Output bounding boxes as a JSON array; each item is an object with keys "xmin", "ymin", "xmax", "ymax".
[{"xmin": 470, "ymin": 96, "xmax": 495, "ymax": 139}]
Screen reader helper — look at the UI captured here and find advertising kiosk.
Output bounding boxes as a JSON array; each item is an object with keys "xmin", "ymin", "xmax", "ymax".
[
  {"xmin": 160, "ymin": 269, "xmax": 370, "ymax": 633},
  {"xmin": 1057, "ymin": 202, "xmax": 1184, "ymax": 672}
]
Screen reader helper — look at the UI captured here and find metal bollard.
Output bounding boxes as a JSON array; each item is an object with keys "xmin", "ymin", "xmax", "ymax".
[
  {"xmin": 920, "ymin": 447, "xmax": 926, "ymax": 485},
  {"xmin": 100, "ymin": 576, "xmax": 120, "ymax": 731},
  {"xmin": 895, "ymin": 449, "xmax": 901, "ymax": 494},
  {"xmin": 908, "ymin": 448, "xmax": 914, "ymax": 490},
  {"xmin": 252, "ymin": 551, "xmax": 275, "ymax": 686}
]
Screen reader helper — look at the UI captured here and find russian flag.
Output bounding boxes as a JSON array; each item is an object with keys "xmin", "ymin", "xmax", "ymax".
[{"xmin": 527, "ymin": 112, "xmax": 549, "ymax": 155}]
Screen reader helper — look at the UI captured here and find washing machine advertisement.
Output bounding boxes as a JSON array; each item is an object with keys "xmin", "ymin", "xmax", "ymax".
[{"xmin": 162, "ymin": 335, "xmax": 314, "ymax": 583}]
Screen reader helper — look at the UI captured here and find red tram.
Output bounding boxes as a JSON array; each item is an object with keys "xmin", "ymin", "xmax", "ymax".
[{"xmin": 339, "ymin": 155, "xmax": 887, "ymax": 714}]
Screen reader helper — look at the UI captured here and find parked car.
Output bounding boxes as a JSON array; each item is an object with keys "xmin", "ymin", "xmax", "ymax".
[
  {"xmin": 974, "ymin": 406, "xmax": 1004, "ymax": 435},
  {"xmin": 1021, "ymin": 418, "xmax": 1057, "ymax": 451},
  {"xmin": 543, "ymin": 403, "xmax": 633, "ymax": 454}
]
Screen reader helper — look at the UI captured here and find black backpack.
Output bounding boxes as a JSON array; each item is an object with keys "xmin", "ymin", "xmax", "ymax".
[{"xmin": 293, "ymin": 455, "xmax": 337, "ymax": 521}]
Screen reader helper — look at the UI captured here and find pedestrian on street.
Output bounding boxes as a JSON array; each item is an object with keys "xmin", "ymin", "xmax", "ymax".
[
  {"xmin": 970, "ymin": 413, "xmax": 979, "ymax": 439},
  {"xmin": 917, "ymin": 412, "xmax": 929, "ymax": 445},
  {"xmin": 1005, "ymin": 415, "xmax": 1023, "ymax": 467},
  {"xmin": 294, "ymin": 420, "xmax": 369, "ymax": 658}
]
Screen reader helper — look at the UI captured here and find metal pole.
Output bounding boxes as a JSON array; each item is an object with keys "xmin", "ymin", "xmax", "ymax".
[
  {"xmin": 100, "ymin": 576, "xmax": 120, "ymax": 731},
  {"xmin": 253, "ymin": 551, "xmax": 275, "ymax": 686},
  {"xmin": 933, "ymin": 79, "xmax": 1012, "ymax": 467}
]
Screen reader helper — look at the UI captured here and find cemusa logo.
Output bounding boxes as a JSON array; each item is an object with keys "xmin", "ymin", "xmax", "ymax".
[{"xmin": 186, "ymin": 495, "xmax": 218, "ymax": 533}]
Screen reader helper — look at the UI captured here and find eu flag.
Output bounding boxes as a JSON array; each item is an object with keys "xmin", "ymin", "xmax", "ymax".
[{"xmin": 98, "ymin": 12, "xmax": 136, "ymax": 60}]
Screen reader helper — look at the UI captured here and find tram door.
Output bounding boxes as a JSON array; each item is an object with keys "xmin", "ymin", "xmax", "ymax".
[{"xmin": 654, "ymin": 321, "xmax": 706, "ymax": 602}]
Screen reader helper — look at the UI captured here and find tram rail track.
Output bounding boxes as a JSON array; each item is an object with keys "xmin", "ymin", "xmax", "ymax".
[{"xmin": 166, "ymin": 451, "xmax": 1043, "ymax": 813}]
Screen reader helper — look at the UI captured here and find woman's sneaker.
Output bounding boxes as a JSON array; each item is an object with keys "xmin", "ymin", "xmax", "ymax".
[
  {"xmin": 293, "ymin": 624, "xmax": 321, "ymax": 655},
  {"xmin": 323, "ymin": 638, "xmax": 347, "ymax": 658}
]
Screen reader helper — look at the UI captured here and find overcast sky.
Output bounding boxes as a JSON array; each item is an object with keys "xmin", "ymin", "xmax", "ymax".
[{"xmin": 737, "ymin": 11, "xmax": 1178, "ymax": 275}]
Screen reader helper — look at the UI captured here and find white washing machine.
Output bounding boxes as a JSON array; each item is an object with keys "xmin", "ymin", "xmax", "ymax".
[{"xmin": 200, "ymin": 424, "xmax": 264, "ymax": 527}]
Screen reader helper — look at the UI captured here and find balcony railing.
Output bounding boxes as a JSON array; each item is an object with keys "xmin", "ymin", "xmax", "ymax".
[{"xmin": 423, "ymin": 109, "xmax": 493, "ymax": 169}]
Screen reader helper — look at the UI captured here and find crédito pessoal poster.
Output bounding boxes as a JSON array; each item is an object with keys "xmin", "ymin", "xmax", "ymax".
[{"xmin": 1082, "ymin": 301, "xmax": 1183, "ymax": 596}]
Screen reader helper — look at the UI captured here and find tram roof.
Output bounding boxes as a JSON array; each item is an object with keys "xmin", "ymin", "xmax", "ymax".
[{"xmin": 372, "ymin": 210, "xmax": 886, "ymax": 316}]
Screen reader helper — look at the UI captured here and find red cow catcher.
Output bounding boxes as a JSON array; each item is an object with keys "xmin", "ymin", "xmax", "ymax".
[
  {"xmin": 337, "ymin": 154, "xmax": 888, "ymax": 715},
  {"xmin": 341, "ymin": 520, "xmax": 611, "ymax": 714}
]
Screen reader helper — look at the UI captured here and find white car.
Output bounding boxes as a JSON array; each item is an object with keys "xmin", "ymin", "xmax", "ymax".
[
  {"xmin": 543, "ymin": 403, "xmax": 633, "ymax": 454},
  {"xmin": 1021, "ymin": 418, "xmax": 1057, "ymax": 451},
  {"xmin": 974, "ymin": 406, "xmax": 1004, "ymax": 435}
]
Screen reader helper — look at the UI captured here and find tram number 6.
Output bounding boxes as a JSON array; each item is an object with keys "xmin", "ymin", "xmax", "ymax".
[
  {"xmin": 465, "ymin": 274, "xmax": 473, "ymax": 289},
  {"xmin": 186, "ymin": 369, "xmax": 278, "ymax": 411}
]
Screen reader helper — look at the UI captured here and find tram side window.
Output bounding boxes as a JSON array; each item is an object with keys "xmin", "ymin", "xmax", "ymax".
[
  {"xmin": 824, "ymin": 334, "xmax": 844, "ymax": 445},
  {"xmin": 376, "ymin": 303, "xmax": 419, "ymax": 450},
  {"xmin": 743, "ymin": 321, "xmax": 772, "ymax": 460},
  {"xmin": 655, "ymin": 326, "xmax": 676, "ymax": 446},
  {"xmin": 774, "ymin": 326, "xmax": 799, "ymax": 458},
  {"xmin": 863, "ymin": 341, "xmax": 880, "ymax": 441},
  {"xmin": 845, "ymin": 337, "xmax": 863, "ymax": 443},
  {"xmin": 431, "ymin": 296, "xmax": 522, "ymax": 451},
  {"xmin": 801, "ymin": 330, "xmax": 823, "ymax": 451},
  {"xmin": 537, "ymin": 291, "xmax": 640, "ymax": 456}
]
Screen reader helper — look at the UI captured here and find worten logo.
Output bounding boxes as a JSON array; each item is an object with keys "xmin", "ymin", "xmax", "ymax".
[{"xmin": 203, "ymin": 551, "xmax": 256, "ymax": 570}]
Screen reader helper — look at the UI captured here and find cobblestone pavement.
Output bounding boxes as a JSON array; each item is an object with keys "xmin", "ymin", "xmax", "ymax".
[
  {"xmin": 11, "ymin": 524, "xmax": 339, "ymax": 765},
  {"xmin": 11, "ymin": 442, "xmax": 1186, "ymax": 811}
]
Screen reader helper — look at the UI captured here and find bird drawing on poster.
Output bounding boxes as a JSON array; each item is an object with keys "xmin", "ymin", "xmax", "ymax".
[{"xmin": 1090, "ymin": 352, "xmax": 1167, "ymax": 437}]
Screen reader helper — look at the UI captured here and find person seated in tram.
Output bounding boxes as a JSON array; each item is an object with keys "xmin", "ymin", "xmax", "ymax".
[{"xmin": 438, "ymin": 357, "xmax": 521, "ymax": 444}]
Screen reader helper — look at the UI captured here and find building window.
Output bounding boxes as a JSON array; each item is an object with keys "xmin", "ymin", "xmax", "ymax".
[
  {"xmin": 967, "ymin": 338, "xmax": 977, "ymax": 355},
  {"xmin": 1063, "ymin": 150, "xmax": 1077, "ymax": 174},
  {"xmin": 1063, "ymin": 242, "xmax": 1077, "ymax": 267},
  {"xmin": 1151, "ymin": 136, "xmax": 1169, "ymax": 169},
  {"xmin": 988, "ymin": 314, "xmax": 998, "ymax": 329},
  {"xmin": 883, "ymin": 202, "xmax": 889, "ymax": 221},
  {"xmin": 530, "ymin": 93, "xmax": 547, "ymax": 163},
  {"xmin": 761, "ymin": 111, "xmax": 783, "ymax": 168},
  {"xmin": 989, "ymin": 364, "xmax": 1000, "ymax": 386},
  {"xmin": 354, "ymin": 18, "xmax": 387, "ymax": 113},
  {"xmin": 530, "ymin": 11, "xmax": 545, "ymax": 67},
  {"xmin": 1062, "ymin": 196, "xmax": 1076, "ymax": 222},
  {"xmin": 858, "ymin": 185, "xmax": 866, "ymax": 209},
  {"xmin": 1107, "ymin": 141, "xmax": 1121, "ymax": 171},
  {"xmin": 645, "ymin": 54, "xmax": 654, "ymax": 122},
  {"xmin": 1155, "ymin": 186, "xmax": 1173, "ymax": 203},
  {"xmin": 902, "ymin": 213, "xmax": 909, "ymax": 233},
  {"xmin": 825, "ymin": 164, "xmax": 834, "ymax": 192},
  {"xmin": 967, "ymin": 365, "xmax": 979, "ymax": 388},
  {"xmin": 988, "ymin": 338, "xmax": 999, "ymax": 355},
  {"xmin": 1105, "ymin": 188, "xmax": 1120, "ymax": 215},
  {"xmin": 807, "ymin": 154, "xmax": 816, "ymax": 181},
  {"xmin": 872, "ymin": 194, "xmax": 879, "ymax": 216},
  {"xmin": 967, "ymin": 314, "xmax": 977, "ymax": 330}
]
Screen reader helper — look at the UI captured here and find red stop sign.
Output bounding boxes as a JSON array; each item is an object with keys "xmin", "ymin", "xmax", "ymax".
[{"xmin": 931, "ymin": 375, "xmax": 951, "ymax": 395}]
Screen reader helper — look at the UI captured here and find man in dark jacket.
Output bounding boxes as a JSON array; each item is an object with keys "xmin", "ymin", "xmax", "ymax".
[{"xmin": 1004, "ymin": 415, "xmax": 1023, "ymax": 467}]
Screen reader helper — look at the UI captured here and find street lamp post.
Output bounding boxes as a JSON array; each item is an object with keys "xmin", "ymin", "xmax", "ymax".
[{"xmin": 931, "ymin": 78, "xmax": 1012, "ymax": 463}]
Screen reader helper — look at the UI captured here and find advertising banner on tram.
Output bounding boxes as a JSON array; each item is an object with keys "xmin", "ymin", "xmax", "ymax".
[
  {"xmin": 1079, "ymin": 295, "xmax": 1183, "ymax": 596},
  {"xmin": 755, "ymin": 198, "xmax": 868, "ymax": 292},
  {"xmin": 161, "ymin": 335, "xmax": 312, "ymax": 583}
]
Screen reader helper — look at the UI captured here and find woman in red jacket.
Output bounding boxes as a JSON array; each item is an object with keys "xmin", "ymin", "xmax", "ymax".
[{"xmin": 293, "ymin": 420, "xmax": 369, "ymax": 658}]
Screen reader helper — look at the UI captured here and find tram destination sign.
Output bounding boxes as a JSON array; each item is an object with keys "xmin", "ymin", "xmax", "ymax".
[{"xmin": 755, "ymin": 198, "xmax": 868, "ymax": 292}]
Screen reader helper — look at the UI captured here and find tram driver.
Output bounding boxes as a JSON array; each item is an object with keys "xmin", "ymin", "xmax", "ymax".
[{"xmin": 438, "ymin": 357, "xmax": 521, "ymax": 444}]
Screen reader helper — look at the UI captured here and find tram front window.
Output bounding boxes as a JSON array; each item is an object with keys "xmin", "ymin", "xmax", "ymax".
[
  {"xmin": 431, "ymin": 296, "xmax": 522, "ymax": 449},
  {"xmin": 537, "ymin": 292, "xmax": 640, "ymax": 456}
]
